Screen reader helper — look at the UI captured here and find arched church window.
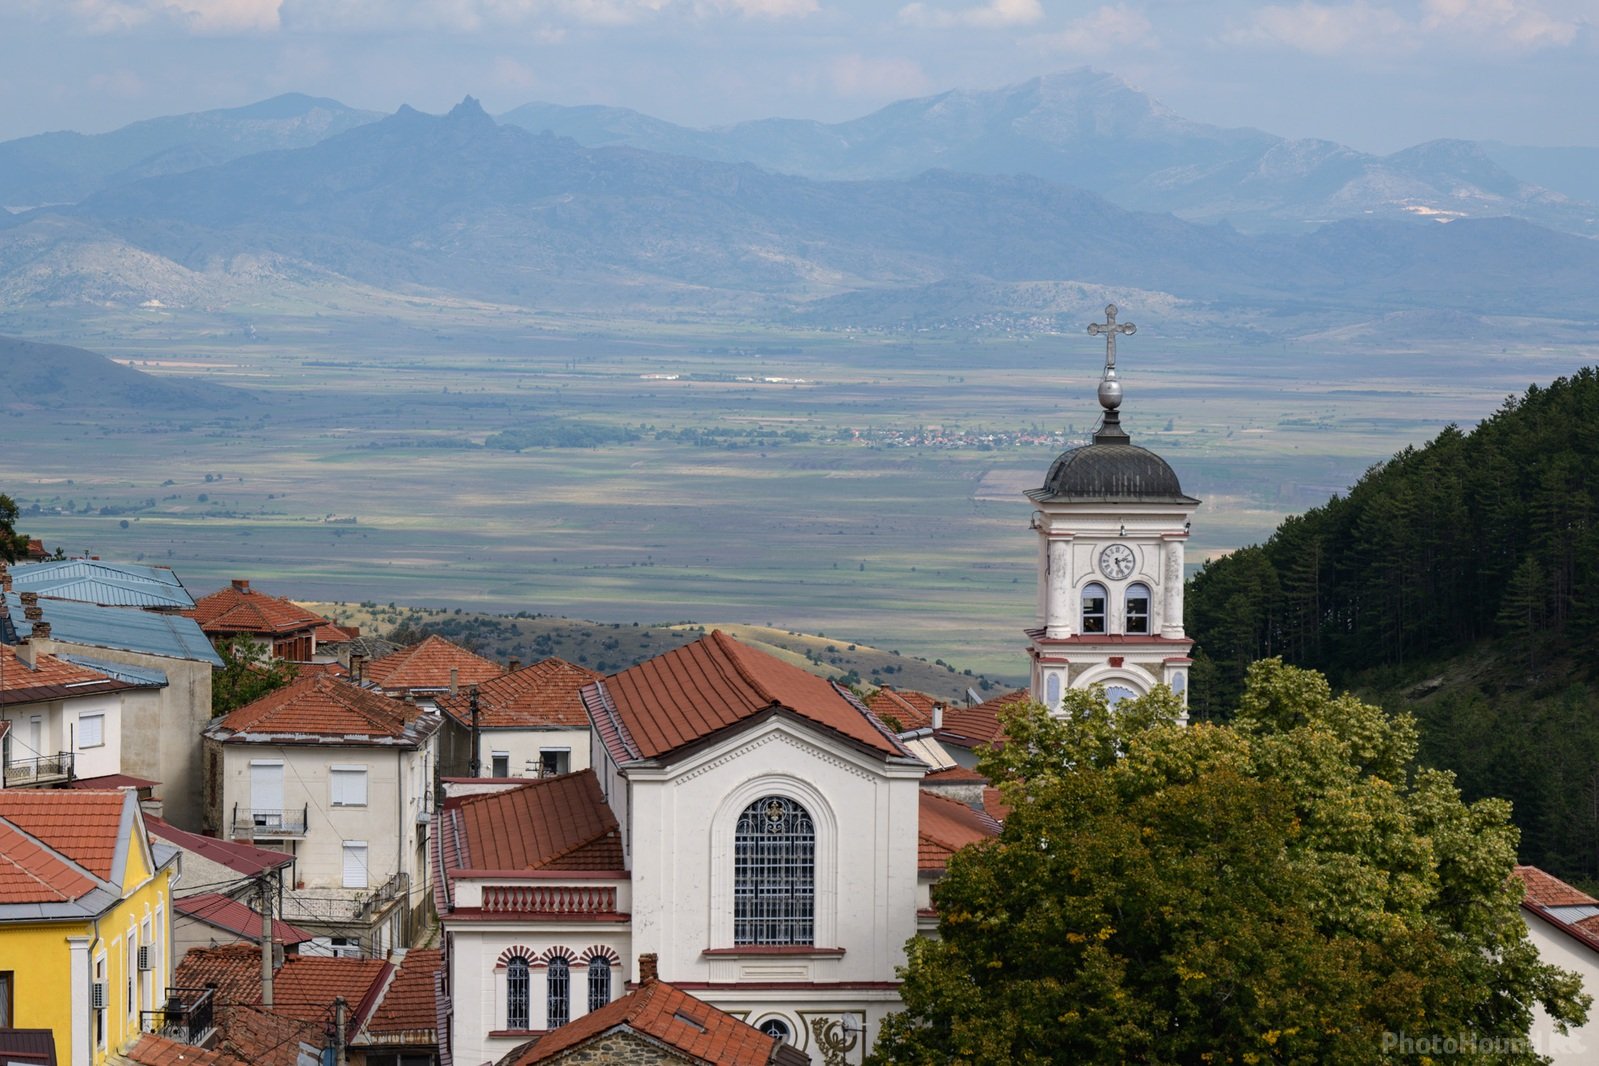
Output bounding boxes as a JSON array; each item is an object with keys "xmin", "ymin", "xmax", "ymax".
[
  {"xmin": 506, "ymin": 956, "xmax": 530, "ymax": 1031},
  {"xmin": 547, "ymin": 956, "xmax": 570, "ymax": 1028},
  {"xmin": 734, "ymin": 795, "xmax": 815, "ymax": 945},
  {"xmin": 1125, "ymin": 584, "xmax": 1151, "ymax": 635},
  {"xmin": 1082, "ymin": 584, "xmax": 1108, "ymax": 634},
  {"xmin": 587, "ymin": 956, "xmax": 611, "ymax": 1013},
  {"xmin": 758, "ymin": 1018, "xmax": 793, "ymax": 1043},
  {"xmin": 1105, "ymin": 685, "xmax": 1138, "ymax": 709}
]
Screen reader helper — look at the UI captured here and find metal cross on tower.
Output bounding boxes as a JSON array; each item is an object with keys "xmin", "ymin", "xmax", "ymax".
[{"xmin": 1087, "ymin": 303, "xmax": 1135, "ymax": 372}]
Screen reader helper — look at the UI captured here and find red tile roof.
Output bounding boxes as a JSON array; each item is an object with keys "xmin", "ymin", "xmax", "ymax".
[
  {"xmin": 214, "ymin": 1006, "xmax": 325, "ymax": 1066},
  {"xmin": 923, "ymin": 765, "xmax": 988, "ymax": 783},
  {"xmin": 865, "ymin": 686, "xmax": 941, "ymax": 731},
  {"xmin": 507, "ymin": 978, "xmax": 790, "ymax": 1065},
  {"xmin": 176, "ymin": 945, "xmax": 393, "ymax": 1031},
  {"xmin": 1514, "ymin": 865, "xmax": 1599, "ymax": 907},
  {"xmin": 0, "ymin": 789, "xmax": 127, "ymax": 879},
  {"xmin": 365, "ymin": 948, "xmax": 443, "ymax": 1036},
  {"xmin": 918, "ymin": 791, "xmax": 1000, "ymax": 872},
  {"xmin": 364, "ymin": 635, "xmax": 502, "ymax": 694},
  {"xmin": 938, "ymin": 687, "xmax": 1030, "ymax": 749},
  {"xmin": 146, "ymin": 816, "xmax": 294, "ymax": 878},
  {"xmin": 314, "ymin": 623, "xmax": 361, "ymax": 646},
  {"xmin": 189, "ymin": 581, "xmax": 327, "ymax": 638},
  {"xmin": 436, "ymin": 658, "xmax": 601, "ymax": 729},
  {"xmin": 588, "ymin": 631, "xmax": 905, "ymax": 761},
  {"xmin": 215, "ymin": 673, "xmax": 415, "ymax": 739},
  {"xmin": 174, "ymin": 892, "xmax": 315, "ymax": 946},
  {"xmin": 0, "ymin": 643, "xmax": 131, "ymax": 706},
  {"xmin": 125, "ymin": 1033, "xmax": 248, "ymax": 1066},
  {"xmin": 453, "ymin": 771, "xmax": 623, "ymax": 873},
  {"xmin": 71, "ymin": 774, "xmax": 159, "ymax": 792},
  {"xmin": 0, "ymin": 818, "xmax": 97, "ymax": 904}
]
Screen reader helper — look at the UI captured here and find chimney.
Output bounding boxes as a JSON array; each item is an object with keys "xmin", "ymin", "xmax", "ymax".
[
  {"xmin": 24, "ymin": 605, "xmax": 42, "ymax": 621},
  {"xmin": 932, "ymin": 703, "xmax": 944, "ymax": 730},
  {"xmin": 16, "ymin": 637, "xmax": 36, "ymax": 667},
  {"xmin": 19, "ymin": 591, "xmax": 38, "ymax": 607},
  {"xmin": 232, "ymin": 579, "xmax": 250, "ymax": 592},
  {"xmin": 349, "ymin": 653, "xmax": 365, "ymax": 684},
  {"xmin": 449, "ymin": 667, "xmax": 459, "ymax": 697},
  {"xmin": 638, "ymin": 953, "xmax": 658, "ymax": 984},
  {"xmin": 507, "ymin": 657, "xmax": 520, "ymax": 674},
  {"xmin": 32, "ymin": 621, "xmax": 50, "ymax": 640}
]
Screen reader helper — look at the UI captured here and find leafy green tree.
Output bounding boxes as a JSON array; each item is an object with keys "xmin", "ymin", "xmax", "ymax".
[
  {"xmin": 0, "ymin": 493, "xmax": 29, "ymax": 562},
  {"xmin": 872, "ymin": 661, "xmax": 1588, "ymax": 1065},
  {"xmin": 211, "ymin": 636, "xmax": 299, "ymax": 716}
]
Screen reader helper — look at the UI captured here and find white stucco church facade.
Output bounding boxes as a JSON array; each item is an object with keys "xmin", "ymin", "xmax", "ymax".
[{"xmin": 431, "ymin": 305, "xmax": 1198, "ymax": 1065}]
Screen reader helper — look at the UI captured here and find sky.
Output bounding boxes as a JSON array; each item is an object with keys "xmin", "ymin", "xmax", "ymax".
[{"xmin": 0, "ymin": 0, "xmax": 1594, "ymax": 153}]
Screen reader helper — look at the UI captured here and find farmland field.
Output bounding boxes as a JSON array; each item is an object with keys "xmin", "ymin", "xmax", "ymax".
[{"xmin": 6, "ymin": 298, "xmax": 1593, "ymax": 680}]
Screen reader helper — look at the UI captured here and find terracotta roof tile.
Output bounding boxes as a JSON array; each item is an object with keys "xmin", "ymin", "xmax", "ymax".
[
  {"xmin": 865, "ymin": 686, "xmax": 941, "ymax": 731},
  {"xmin": 146, "ymin": 816, "xmax": 294, "ymax": 878},
  {"xmin": 1514, "ymin": 865, "xmax": 1599, "ymax": 907},
  {"xmin": 314, "ymin": 623, "xmax": 361, "ymax": 645},
  {"xmin": 0, "ymin": 818, "xmax": 97, "ymax": 903},
  {"xmin": 215, "ymin": 1006, "xmax": 325, "ymax": 1066},
  {"xmin": 436, "ymin": 658, "xmax": 601, "ymax": 729},
  {"xmin": 174, "ymin": 892, "xmax": 315, "ymax": 946},
  {"xmin": 923, "ymin": 765, "xmax": 988, "ymax": 783},
  {"xmin": 366, "ymin": 948, "xmax": 443, "ymax": 1035},
  {"xmin": 918, "ymin": 791, "xmax": 1000, "ymax": 872},
  {"xmin": 452, "ymin": 771, "xmax": 623, "ymax": 873},
  {"xmin": 981, "ymin": 786, "xmax": 1012, "ymax": 822},
  {"xmin": 0, "ymin": 789, "xmax": 127, "ymax": 879},
  {"xmin": 592, "ymin": 631, "xmax": 904, "ymax": 761},
  {"xmin": 176, "ymin": 945, "xmax": 392, "ymax": 1031},
  {"xmin": 0, "ymin": 643, "xmax": 131, "ymax": 706},
  {"xmin": 508, "ymin": 979, "xmax": 785, "ymax": 1065},
  {"xmin": 364, "ymin": 635, "xmax": 502, "ymax": 694},
  {"xmin": 124, "ymin": 1033, "xmax": 248, "ymax": 1066},
  {"xmin": 189, "ymin": 581, "xmax": 327, "ymax": 638},
  {"xmin": 215, "ymin": 674, "xmax": 415, "ymax": 739},
  {"xmin": 938, "ymin": 687, "xmax": 1030, "ymax": 748}
]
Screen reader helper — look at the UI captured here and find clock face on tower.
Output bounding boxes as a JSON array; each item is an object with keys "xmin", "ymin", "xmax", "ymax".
[{"xmin": 1099, "ymin": 543, "xmax": 1136, "ymax": 580}]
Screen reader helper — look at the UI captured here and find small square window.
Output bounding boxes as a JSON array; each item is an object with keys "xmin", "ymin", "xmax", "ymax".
[
  {"xmin": 491, "ymin": 752, "xmax": 510, "ymax": 778},
  {"xmin": 79, "ymin": 713, "xmax": 105, "ymax": 748}
]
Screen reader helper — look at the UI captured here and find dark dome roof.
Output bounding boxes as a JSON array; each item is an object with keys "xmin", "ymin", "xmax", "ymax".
[{"xmin": 1034, "ymin": 442, "xmax": 1194, "ymax": 503}]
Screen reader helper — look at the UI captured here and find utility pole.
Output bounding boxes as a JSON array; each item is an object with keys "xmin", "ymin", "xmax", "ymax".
[
  {"xmin": 258, "ymin": 876, "xmax": 274, "ymax": 1009},
  {"xmin": 333, "ymin": 997, "xmax": 348, "ymax": 1066},
  {"xmin": 468, "ymin": 685, "xmax": 481, "ymax": 777}
]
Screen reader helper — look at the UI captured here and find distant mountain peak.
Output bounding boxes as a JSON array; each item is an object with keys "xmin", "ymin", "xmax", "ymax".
[{"xmin": 448, "ymin": 96, "xmax": 494, "ymax": 125}]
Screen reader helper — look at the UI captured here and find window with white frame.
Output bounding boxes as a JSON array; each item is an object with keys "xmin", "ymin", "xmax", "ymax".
[
  {"xmin": 1081, "ymin": 583, "xmax": 1108, "ymax": 634},
  {"xmin": 1125, "ymin": 583, "xmax": 1152, "ymax": 635},
  {"xmin": 491, "ymin": 751, "xmax": 509, "ymax": 778},
  {"xmin": 330, "ymin": 766, "xmax": 368, "ymax": 807},
  {"xmin": 733, "ymin": 795, "xmax": 815, "ymax": 946},
  {"xmin": 78, "ymin": 713, "xmax": 105, "ymax": 748},
  {"xmin": 341, "ymin": 841, "xmax": 368, "ymax": 888}
]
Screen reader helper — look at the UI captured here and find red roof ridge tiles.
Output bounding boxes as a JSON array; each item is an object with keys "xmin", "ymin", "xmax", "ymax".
[
  {"xmin": 175, "ymin": 945, "xmax": 394, "ymax": 1032},
  {"xmin": 364, "ymin": 635, "xmax": 502, "ymax": 693},
  {"xmin": 451, "ymin": 770, "xmax": 623, "ymax": 874},
  {"xmin": 917, "ymin": 791, "xmax": 1001, "ymax": 873},
  {"xmin": 589, "ymin": 631, "xmax": 908, "ymax": 763},
  {"xmin": 189, "ymin": 581, "xmax": 327, "ymax": 637},
  {"xmin": 216, "ymin": 673, "xmax": 416, "ymax": 739},
  {"xmin": 937, "ymin": 687, "xmax": 1030, "ymax": 749},
  {"xmin": 125, "ymin": 1032, "xmax": 250, "ymax": 1066},
  {"xmin": 365, "ymin": 948, "xmax": 443, "ymax": 1036},
  {"xmin": 865, "ymin": 686, "xmax": 940, "ymax": 731},
  {"xmin": 505, "ymin": 976, "xmax": 797, "ymax": 1066},
  {"xmin": 0, "ymin": 643, "xmax": 130, "ymax": 703},
  {"xmin": 435, "ymin": 657, "xmax": 601, "ymax": 729},
  {"xmin": 1513, "ymin": 865, "xmax": 1599, "ymax": 907},
  {"xmin": 0, "ymin": 818, "xmax": 99, "ymax": 904},
  {"xmin": 0, "ymin": 789, "xmax": 129, "ymax": 880}
]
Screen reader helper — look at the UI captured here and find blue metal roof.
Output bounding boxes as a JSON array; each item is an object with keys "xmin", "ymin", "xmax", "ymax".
[
  {"xmin": 5, "ymin": 595, "xmax": 223, "ymax": 667},
  {"xmin": 56, "ymin": 654, "xmax": 169, "ymax": 688},
  {"xmin": 8, "ymin": 560, "xmax": 197, "ymax": 610}
]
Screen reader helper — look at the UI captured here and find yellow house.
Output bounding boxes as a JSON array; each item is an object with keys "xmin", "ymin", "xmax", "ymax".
[{"xmin": 0, "ymin": 788, "xmax": 179, "ymax": 1066}]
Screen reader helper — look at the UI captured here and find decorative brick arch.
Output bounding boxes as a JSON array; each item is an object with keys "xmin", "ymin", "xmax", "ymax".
[
  {"xmin": 580, "ymin": 945, "xmax": 621, "ymax": 966},
  {"xmin": 495, "ymin": 945, "xmax": 538, "ymax": 969},
  {"xmin": 538, "ymin": 946, "xmax": 577, "ymax": 966}
]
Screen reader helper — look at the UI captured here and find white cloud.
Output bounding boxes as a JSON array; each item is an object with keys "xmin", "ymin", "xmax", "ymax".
[
  {"xmin": 899, "ymin": 0, "xmax": 1044, "ymax": 30},
  {"xmin": 1225, "ymin": 2, "xmax": 1414, "ymax": 54},
  {"xmin": 1421, "ymin": 0, "xmax": 1579, "ymax": 48},
  {"xmin": 695, "ymin": 0, "xmax": 818, "ymax": 18},
  {"xmin": 59, "ymin": 0, "xmax": 281, "ymax": 34},
  {"xmin": 1227, "ymin": 0, "xmax": 1582, "ymax": 55},
  {"xmin": 1044, "ymin": 5, "xmax": 1153, "ymax": 53}
]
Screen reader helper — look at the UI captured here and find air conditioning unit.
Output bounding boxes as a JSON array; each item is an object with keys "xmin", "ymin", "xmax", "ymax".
[
  {"xmin": 92, "ymin": 982, "xmax": 106, "ymax": 1010},
  {"xmin": 138, "ymin": 946, "xmax": 153, "ymax": 972}
]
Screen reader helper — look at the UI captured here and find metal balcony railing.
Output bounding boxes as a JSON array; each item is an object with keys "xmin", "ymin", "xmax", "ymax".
[
  {"xmin": 231, "ymin": 803, "xmax": 309, "ymax": 836},
  {"xmin": 3, "ymin": 752, "xmax": 74, "ymax": 787},
  {"xmin": 140, "ymin": 985, "xmax": 216, "ymax": 1045}
]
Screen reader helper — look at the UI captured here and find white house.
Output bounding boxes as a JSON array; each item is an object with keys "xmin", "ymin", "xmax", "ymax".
[
  {"xmin": 433, "ymin": 631, "xmax": 1006, "ymax": 1065},
  {"xmin": 202, "ymin": 674, "xmax": 440, "ymax": 956},
  {"xmin": 434, "ymin": 657, "xmax": 600, "ymax": 780}
]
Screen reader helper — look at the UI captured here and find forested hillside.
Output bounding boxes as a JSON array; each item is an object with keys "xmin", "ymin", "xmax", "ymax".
[{"xmin": 1185, "ymin": 367, "xmax": 1599, "ymax": 883}]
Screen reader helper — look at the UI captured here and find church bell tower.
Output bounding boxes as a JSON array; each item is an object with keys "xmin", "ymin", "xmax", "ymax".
[{"xmin": 1027, "ymin": 305, "xmax": 1199, "ymax": 718}]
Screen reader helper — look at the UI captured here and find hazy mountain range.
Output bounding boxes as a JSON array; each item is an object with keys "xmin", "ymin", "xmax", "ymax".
[{"xmin": 1, "ymin": 72, "xmax": 1595, "ymax": 333}]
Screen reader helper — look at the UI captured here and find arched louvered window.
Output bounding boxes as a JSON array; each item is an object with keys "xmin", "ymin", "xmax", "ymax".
[
  {"xmin": 547, "ymin": 956, "xmax": 570, "ymax": 1028},
  {"xmin": 587, "ymin": 956, "xmax": 611, "ymax": 1013},
  {"xmin": 1081, "ymin": 583, "xmax": 1108, "ymax": 634},
  {"xmin": 1125, "ymin": 583, "xmax": 1151, "ymax": 635},
  {"xmin": 506, "ymin": 956, "xmax": 530, "ymax": 1031},
  {"xmin": 734, "ymin": 795, "xmax": 815, "ymax": 945}
]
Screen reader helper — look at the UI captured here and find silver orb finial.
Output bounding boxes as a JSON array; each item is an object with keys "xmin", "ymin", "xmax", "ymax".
[{"xmin": 1086, "ymin": 304, "xmax": 1136, "ymax": 413}]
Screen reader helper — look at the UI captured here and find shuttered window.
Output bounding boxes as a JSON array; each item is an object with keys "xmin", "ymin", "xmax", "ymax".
[
  {"xmin": 79, "ymin": 713, "xmax": 105, "ymax": 748},
  {"xmin": 342, "ymin": 841, "xmax": 368, "ymax": 888},
  {"xmin": 330, "ymin": 766, "xmax": 368, "ymax": 807}
]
